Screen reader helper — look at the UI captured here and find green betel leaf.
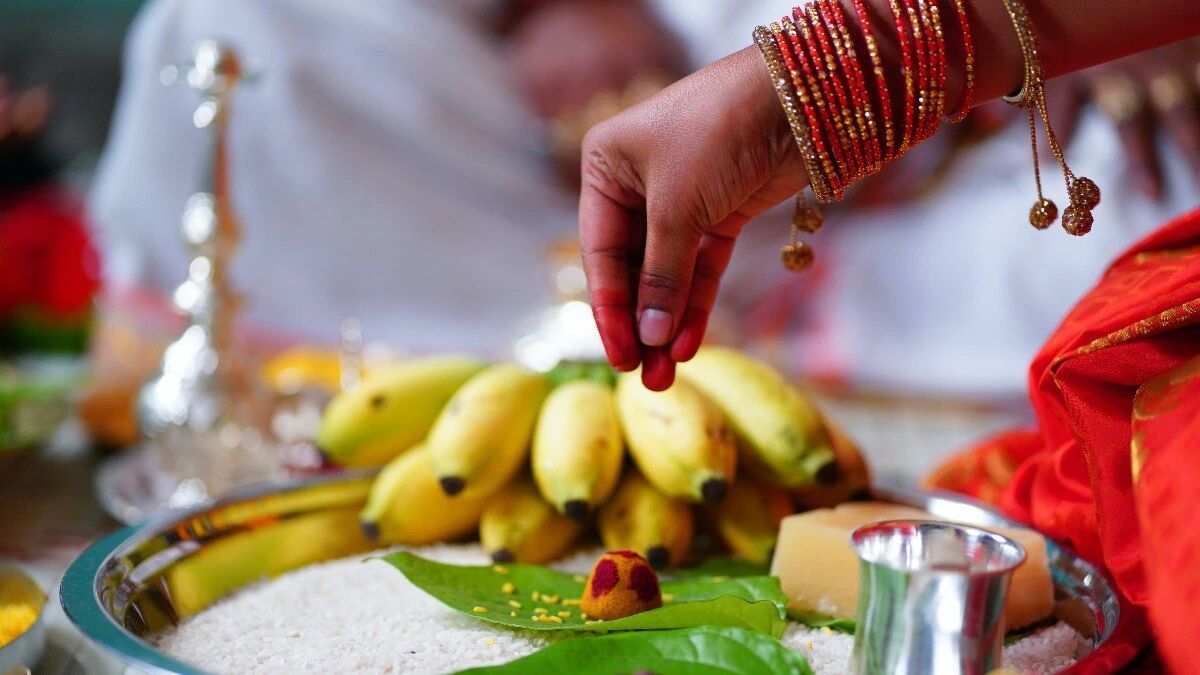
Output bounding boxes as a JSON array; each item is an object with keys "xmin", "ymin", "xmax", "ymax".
[
  {"xmin": 788, "ymin": 609, "xmax": 857, "ymax": 634},
  {"xmin": 457, "ymin": 626, "xmax": 815, "ymax": 675},
  {"xmin": 382, "ymin": 552, "xmax": 787, "ymax": 638},
  {"xmin": 669, "ymin": 557, "xmax": 770, "ymax": 580},
  {"xmin": 663, "ymin": 575, "xmax": 788, "ymax": 615},
  {"xmin": 582, "ymin": 595, "xmax": 786, "ymax": 637}
]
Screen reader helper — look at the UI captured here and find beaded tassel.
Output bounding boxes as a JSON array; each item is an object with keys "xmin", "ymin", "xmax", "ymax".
[{"xmin": 1001, "ymin": 0, "xmax": 1099, "ymax": 235}]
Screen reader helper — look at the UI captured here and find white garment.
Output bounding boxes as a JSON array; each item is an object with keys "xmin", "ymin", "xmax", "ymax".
[
  {"xmin": 91, "ymin": 0, "xmax": 572, "ymax": 353},
  {"xmin": 816, "ymin": 112, "xmax": 1198, "ymax": 397},
  {"xmin": 92, "ymin": 0, "xmax": 1200, "ymax": 398}
]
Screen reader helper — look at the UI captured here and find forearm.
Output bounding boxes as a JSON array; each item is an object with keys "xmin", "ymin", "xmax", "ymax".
[
  {"xmin": 738, "ymin": 0, "xmax": 1200, "ymax": 195},
  {"xmin": 870, "ymin": 0, "xmax": 1200, "ymax": 115}
]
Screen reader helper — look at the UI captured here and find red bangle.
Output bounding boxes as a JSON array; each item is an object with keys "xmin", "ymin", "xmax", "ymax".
[
  {"xmin": 801, "ymin": 4, "xmax": 866, "ymax": 181},
  {"xmin": 756, "ymin": 0, "xmax": 1006, "ymax": 275},
  {"xmin": 819, "ymin": 0, "xmax": 881, "ymax": 173},
  {"xmin": 786, "ymin": 15, "xmax": 853, "ymax": 190},
  {"xmin": 901, "ymin": 0, "xmax": 932, "ymax": 143},
  {"xmin": 774, "ymin": 20, "xmax": 846, "ymax": 196},
  {"xmin": 820, "ymin": 1, "xmax": 876, "ymax": 175},
  {"xmin": 944, "ymin": 0, "xmax": 976, "ymax": 122},
  {"xmin": 917, "ymin": 0, "xmax": 943, "ymax": 142},
  {"xmin": 789, "ymin": 9, "xmax": 857, "ymax": 183},
  {"xmin": 921, "ymin": 0, "xmax": 949, "ymax": 128},
  {"xmin": 887, "ymin": 0, "xmax": 917, "ymax": 153},
  {"xmin": 851, "ymin": 0, "xmax": 896, "ymax": 159},
  {"xmin": 764, "ymin": 1, "xmax": 960, "ymax": 191},
  {"xmin": 797, "ymin": 5, "xmax": 862, "ymax": 181}
]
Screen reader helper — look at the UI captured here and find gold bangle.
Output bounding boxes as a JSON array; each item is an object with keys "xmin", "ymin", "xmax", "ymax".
[
  {"xmin": 1000, "ymin": 0, "xmax": 1099, "ymax": 236},
  {"xmin": 754, "ymin": 25, "xmax": 824, "ymax": 272},
  {"xmin": 1000, "ymin": 0, "xmax": 1041, "ymax": 107},
  {"xmin": 781, "ymin": 18, "xmax": 841, "ymax": 200},
  {"xmin": 754, "ymin": 25, "xmax": 834, "ymax": 203}
]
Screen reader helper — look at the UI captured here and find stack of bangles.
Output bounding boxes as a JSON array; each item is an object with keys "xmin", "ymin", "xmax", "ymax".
[{"xmin": 756, "ymin": 0, "xmax": 1099, "ymax": 272}]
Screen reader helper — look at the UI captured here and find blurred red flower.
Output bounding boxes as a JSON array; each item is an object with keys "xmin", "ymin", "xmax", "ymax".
[{"xmin": 0, "ymin": 186, "xmax": 101, "ymax": 322}]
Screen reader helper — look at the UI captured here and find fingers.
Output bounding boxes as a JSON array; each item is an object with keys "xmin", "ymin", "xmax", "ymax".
[
  {"xmin": 636, "ymin": 196, "xmax": 704, "ymax": 348},
  {"xmin": 1148, "ymin": 71, "xmax": 1200, "ymax": 185},
  {"xmin": 575, "ymin": 46, "xmax": 794, "ymax": 381},
  {"xmin": 1123, "ymin": 110, "xmax": 1165, "ymax": 200},
  {"xmin": 11, "ymin": 85, "xmax": 50, "ymax": 137},
  {"xmin": 669, "ymin": 230, "xmax": 737, "ymax": 363},
  {"xmin": 582, "ymin": 171, "xmax": 732, "ymax": 386},
  {"xmin": 1094, "ymin": 74, "xmax": 1164, "ymax": 200},
  {"xmin": 580, "ymin": 181, "xmax": 641, "ymax": 372}
]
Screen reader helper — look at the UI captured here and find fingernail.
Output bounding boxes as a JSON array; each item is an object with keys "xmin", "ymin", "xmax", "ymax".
[{"xmin": 638, "ymin": 309, "xmax": 673, "ymax": 347}]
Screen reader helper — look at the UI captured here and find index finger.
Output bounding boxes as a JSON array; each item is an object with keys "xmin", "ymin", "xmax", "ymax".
[{"xmin": 580, "ymin": 181, "xmax": 642, "ymax": 372}]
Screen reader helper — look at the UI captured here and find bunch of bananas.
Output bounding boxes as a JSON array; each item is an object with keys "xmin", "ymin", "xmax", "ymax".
[{"xmin": 317, "ymin": 347, "xmax": 869, "ymax": 568}]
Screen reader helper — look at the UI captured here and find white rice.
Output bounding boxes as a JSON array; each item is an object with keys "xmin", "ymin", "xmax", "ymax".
[
  {"xmin": 157, "ymin": 545, "xmax": 1090, "ymax": 674},
  {"xmin": 781, "ymin": 620, "xmax": 1091, "ymax": 675}
]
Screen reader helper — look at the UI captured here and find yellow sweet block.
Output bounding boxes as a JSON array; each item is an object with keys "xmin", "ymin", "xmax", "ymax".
[{"xmin": 770, "ymin": 502, "xmax": 1055, "ymax": 630}]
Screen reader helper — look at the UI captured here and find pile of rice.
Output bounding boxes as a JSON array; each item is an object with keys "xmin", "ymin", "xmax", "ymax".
[{"xmin": 156, "ymin": 545, "xmax": 1091, "ymax": 674}]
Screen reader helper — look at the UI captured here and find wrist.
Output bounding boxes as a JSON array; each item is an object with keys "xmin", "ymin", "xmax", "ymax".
[{"xmin": 729, "ymin": 46, "xmax": 795, "ymax": 153}]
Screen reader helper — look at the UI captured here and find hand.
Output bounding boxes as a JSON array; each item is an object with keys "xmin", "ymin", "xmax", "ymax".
[
  {"xmin": 579, "ymin": 47, "xmax": 803, "ymax": 391},
  {"xmin": 0, "ymin": 74, "xmax": 54, "ymax": 189},
  {"xmin": 1046, "ymin": 37, "xmax": 1200, "ymax": 200},
  {"xmin": 0, "ymin": 74, "xmax": 50, "ymax": 147},
  {"xmin": 510, "ymin": 0, "xmax": 686, "ymax": 120}
]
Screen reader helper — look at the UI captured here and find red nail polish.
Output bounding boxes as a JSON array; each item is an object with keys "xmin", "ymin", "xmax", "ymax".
[
  {"xmin": 641, "ymin": 348, "xmax": 676, "ymax": 391},
  {"xmin": 669, "ymin": 315, "xmax": 706, "ymax": 363},
  {"xmin": 595, "ymin": 305, "xmax": 640, "ymax": 371}
]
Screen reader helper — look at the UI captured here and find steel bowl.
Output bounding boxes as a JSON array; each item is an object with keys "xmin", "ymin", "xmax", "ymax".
[{"xmin": 60, "ymin": 476, "xmax": 1118, "ymax": 674}]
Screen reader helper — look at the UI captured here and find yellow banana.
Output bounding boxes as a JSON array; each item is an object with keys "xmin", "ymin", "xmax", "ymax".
[
  {"xmin": 597, "ymin": 471, "xmax": 694, "ymax": 569},
  {"xmin": 479, "ymin": 478, "xmax": 583, "ymax": 564},
  {"xmin": 614, "ymin": 371, "xmax": 736, "ymax": 504},
  {"xmin": 791, "ymin": 417, "xmax": 871, "ymax": 510},
  {"xmin": 703, "ymin": 476, "xmax": 794, "ymax": 564},
  {"xmin": 677, "ymin": 347, "xmax": 835, "ymax": 487},
  {"xmin": 360, "ymin": 445, "xmax": 487, "ymax": 545},
  {"xmin": 316, "ymin": 355, "xmax": 484, "ymax": 467},
  {"xmin": 426, "ymin": 363, "xmax": 550, "ymax": 499},
  {"xmin": 531, "ymin": 380, "xmax": 624, "ymax": 521}
]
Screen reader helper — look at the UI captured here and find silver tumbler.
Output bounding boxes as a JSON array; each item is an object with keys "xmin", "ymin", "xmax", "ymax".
[{"xmin": 851, "ymin": 520, "xmax": 1026, "ymax": 675}]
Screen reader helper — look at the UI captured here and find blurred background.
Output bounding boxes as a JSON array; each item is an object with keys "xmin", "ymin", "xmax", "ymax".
[{"xmin": 1, "ymin": 4, "xmax": 1199, "ymax": 665}]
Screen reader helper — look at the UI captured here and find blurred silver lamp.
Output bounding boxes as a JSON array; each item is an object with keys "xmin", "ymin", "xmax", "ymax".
[
  {"xmin": 512, "ymin": 239, "xmax": 607, "ymax": 372},
  {"xmin": 136, "ymin": 40, "xmax": 279, "ymax": 510}
]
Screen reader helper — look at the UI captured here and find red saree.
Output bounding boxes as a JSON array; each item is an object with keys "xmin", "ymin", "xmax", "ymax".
[{"xmin": 926, "ymin": 207, "xmax": 1200, "ymax": 673}]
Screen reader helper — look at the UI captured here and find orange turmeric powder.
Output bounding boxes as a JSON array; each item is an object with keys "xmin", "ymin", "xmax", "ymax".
[{"xmin": 579, "ymin": 550, "xmax": 663, "ymax": 621}]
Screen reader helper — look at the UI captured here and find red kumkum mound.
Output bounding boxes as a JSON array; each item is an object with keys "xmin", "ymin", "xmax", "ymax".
[{"xmin": 580, "ymin": 550, "xmax": 663, "ymax": 621}]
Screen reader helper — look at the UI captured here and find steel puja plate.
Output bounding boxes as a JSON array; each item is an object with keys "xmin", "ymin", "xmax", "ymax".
[{"xmin": 60, "ymin": 476, "xmax": 1118, "ymax": 675}]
